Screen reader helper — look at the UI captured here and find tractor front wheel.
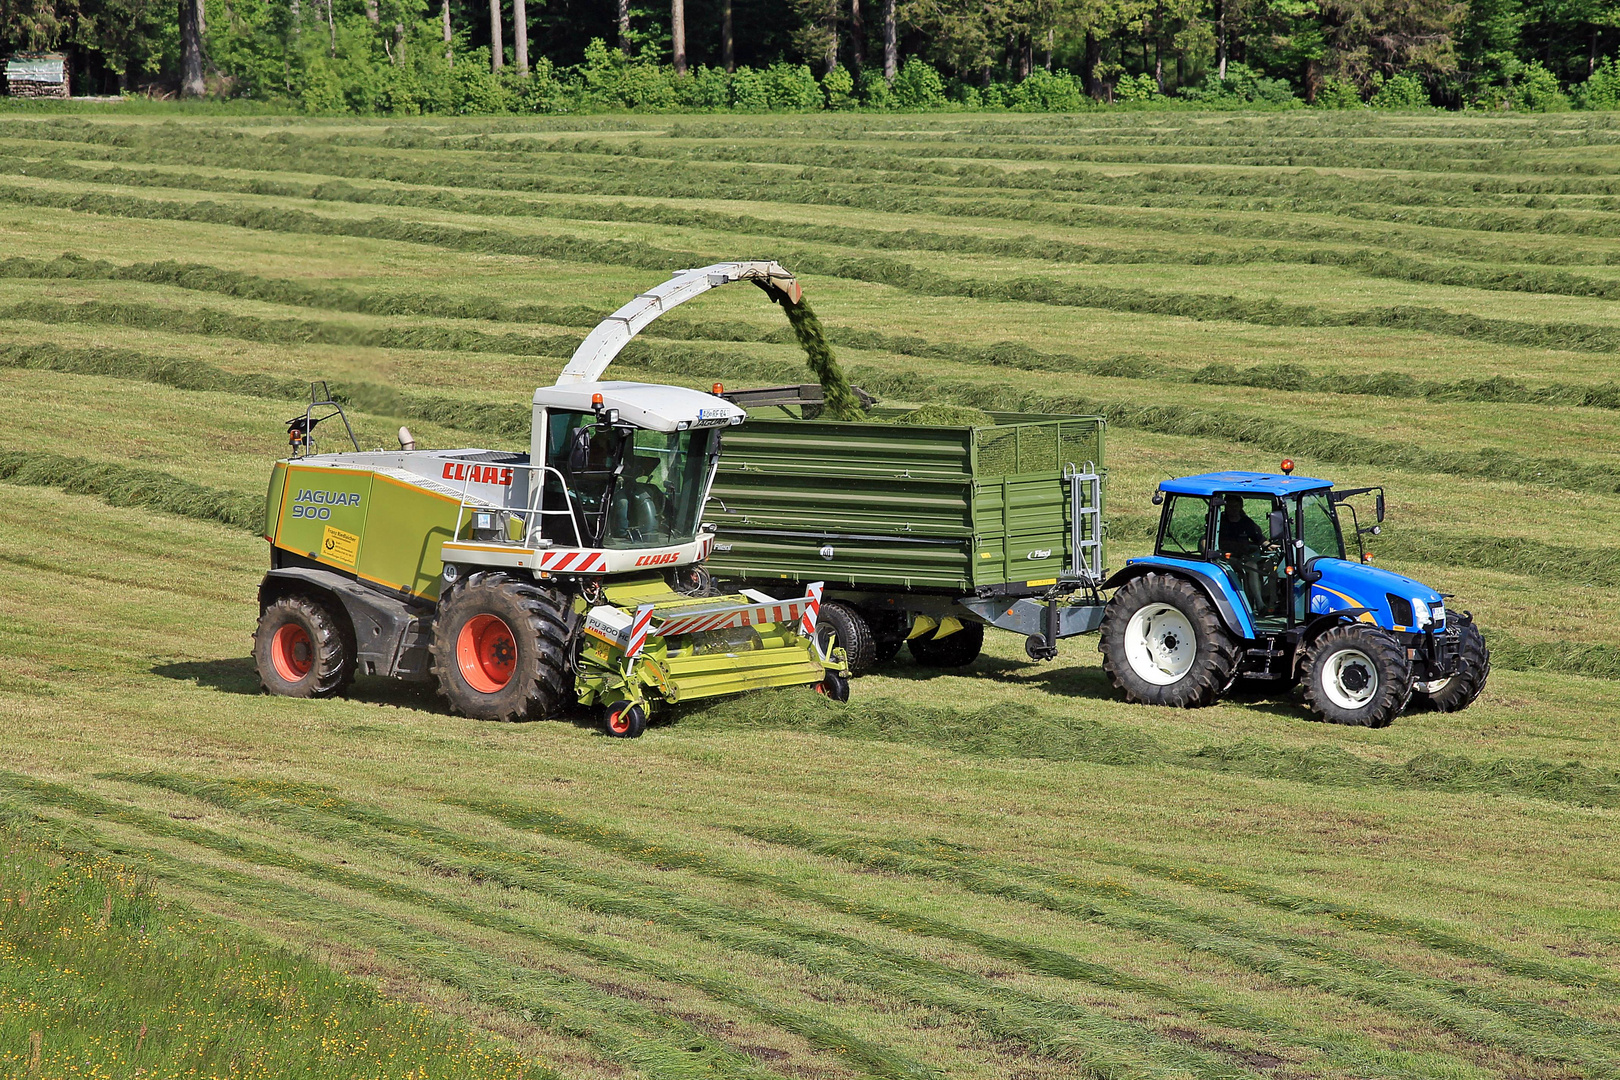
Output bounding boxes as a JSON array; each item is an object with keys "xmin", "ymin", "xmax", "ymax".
[
  {"xmin": 1412, "ymin": 622, "xmax": 1490, "ymax": 713},
  {"xmin": 1099, "ymin": 574, "xmax": 1238, "ymax": 708},
  {"xmin": 432, "ymin": 574, "xmax": 578, "ymax": 722},
  {"xmin": 908, "ymin": 621, "xmax": 985, "ymax": 669},
  {"xmin": 254, "ymin": 593, "xmax": 355, "ymax": 699},
  {"xmin": 1300, "ymin": 624, "xmax": 1412, "ymax": 728}
]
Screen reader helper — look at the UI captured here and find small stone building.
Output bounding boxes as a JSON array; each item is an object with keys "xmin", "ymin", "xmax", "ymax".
[{"xmin": 4, "ymin": 54, "xmax": 70, "ymax": 99}]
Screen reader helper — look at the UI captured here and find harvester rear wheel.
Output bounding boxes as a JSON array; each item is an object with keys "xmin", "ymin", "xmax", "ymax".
[
  {"xmin": 254, "ymin": 594, "xmax": 355, "ymax": 699},
  {"xmin": 432, "ymin": 574, "xmax": 578, "ymax": 723},
  {"xmin": 1099, "ymin": 573, "xmax": 1237, "ymax": 708},
  {"xmin": 816, "ymin": 601, "xmax": 875, "ymax": 676},
  {"xmin": 1412, "ymin": 621, "xmax": 1490, "ymax": 713},
  {"xmin": 1300, "ymin": 623, "xmax": 1412, "ymax": 728},
  {"xmin": 908, "ymin": 621, "xmax": 985, "ymax": 669}
]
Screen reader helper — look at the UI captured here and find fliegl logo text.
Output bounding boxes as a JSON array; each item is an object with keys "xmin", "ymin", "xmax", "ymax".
[
  {"xmin": 291, "ymin": 488, "xmax": 362, "ymax": 519},
  {"xmin": 442, "ymin": 462, "xmax": 515, "ymax": 485},
  {"xmin": 635, "ymin": 552, "xmax": 680, "ymax": 566}
]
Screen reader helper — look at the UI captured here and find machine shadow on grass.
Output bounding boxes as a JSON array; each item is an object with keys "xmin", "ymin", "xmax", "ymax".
[
  {"xmin": 880, "ymin": 655, "xmax": 1124, "ymax": 702},
  {"xmin": 150, "ymin": 659, "xmax": 613, "ymax": 732}
]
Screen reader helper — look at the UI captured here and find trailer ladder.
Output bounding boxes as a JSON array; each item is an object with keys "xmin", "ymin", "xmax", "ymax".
[{"xmin": 1065, "ymin": 461, "xmax": 1103, "ymax": 585}]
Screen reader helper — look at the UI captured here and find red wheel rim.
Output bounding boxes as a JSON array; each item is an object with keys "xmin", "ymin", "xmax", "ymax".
[
  {"xmin": 608, "ymin": 708, "xmax": 632, "ymax": 734},
  {"xmin": 457, "ymin": 614, "xmax": 517, "ymax": 694},
  {"xmin": 271, "ymin": 623, "xmax": 314, "ymax": 682}
]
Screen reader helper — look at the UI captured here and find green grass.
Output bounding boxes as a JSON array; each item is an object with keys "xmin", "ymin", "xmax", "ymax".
[
  {"xmin": 0, "ymin": 826, "xmax": 552, "ymax": 1079},
  {"xmin": 2, "ymin": 110, "xmax": 1620, "ymax": 1080}
]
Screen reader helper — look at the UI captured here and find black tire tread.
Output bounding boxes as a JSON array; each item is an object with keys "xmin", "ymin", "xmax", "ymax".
[
  {"xmin": 818, "ymin": 601, "xmax": 877, "ymax": 676},
  {"xmin": 1099, "ymin": 573, "xmax": 1239, "ymax": 708},
  {"xmin": 1416, "ymin": 622, "xmax": 1491, "ymax": 713},
  {"xmin": 254, "ymin": 593, "xmax": 355, "ymax": 699},
  {"xmin": 1300, "ymin": 623, "xmax": 1412, "ymax": 728},
  {"xmin": 431, "ymin": 572, "xmax": 578, "ymax": 722},
  {"xmin": 908, "ymin": 621, "xmax": 985, "ymax": 669}
]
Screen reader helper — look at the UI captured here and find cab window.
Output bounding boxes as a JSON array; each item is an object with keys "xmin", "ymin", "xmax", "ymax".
[
  {"xmin": 1298, "ymin": 490, "xmax": 1344, "ymax": 561},
  {"xmin": 1156, "ymin": 495, "xmax": 1210, "ymax": 557}
]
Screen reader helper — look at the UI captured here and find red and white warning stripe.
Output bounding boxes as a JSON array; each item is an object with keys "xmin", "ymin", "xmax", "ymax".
[
  {"xmin": 537, "ymin": 549, "xmax": 607, "ymax": 573},
  {"xmin": 650, "ymin": 584, "xmax": 826, "ymax": 640},
  {"xmin": 624, "ymin": 604, "xmax": 656, "ymax": 659},
  {"xmin": 799, "ymin": 581, "xmax": 823, "ymax": 637}
]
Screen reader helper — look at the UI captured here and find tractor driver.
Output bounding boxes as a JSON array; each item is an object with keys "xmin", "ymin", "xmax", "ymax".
[{"xmin": 1217, "ymin": 494, "xmax": 1273, "ymax": 614}]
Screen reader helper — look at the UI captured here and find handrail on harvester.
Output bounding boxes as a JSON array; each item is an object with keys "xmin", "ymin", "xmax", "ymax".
[{"xmin": 555, "ymin": 261, "xmax": 801, "ymax": 386}]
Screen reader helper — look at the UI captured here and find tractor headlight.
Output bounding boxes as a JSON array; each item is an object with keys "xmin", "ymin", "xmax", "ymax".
[{"xmin": 1411, "ymin": 597, "xmax": 1432, "ymax": 628}]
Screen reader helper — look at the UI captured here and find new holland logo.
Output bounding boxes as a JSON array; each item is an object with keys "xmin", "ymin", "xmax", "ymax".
[{"xmin": 1026, "ymin": 549, "xmax": 1052, "ymax": 560}]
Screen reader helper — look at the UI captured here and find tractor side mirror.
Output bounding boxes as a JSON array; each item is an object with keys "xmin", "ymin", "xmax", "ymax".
[
  {"xmin": 1268, "ymin": 508, "xmax": 1289, "ymax": 544},
  {"xmin": 1151, "ymin": 491, "xmax": 1164, "ymax": 505},
  {"xmin": 1375, "ymin": 492, "xmax": 1386, "ymax": 522}
]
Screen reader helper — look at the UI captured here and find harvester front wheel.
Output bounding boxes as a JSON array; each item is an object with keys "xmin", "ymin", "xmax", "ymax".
[
  {"xmin": 1300, "ymin": 623, "xmax": 1411, "ymax": 728},
  {"xmin": 908, "ymin": 621, "xmax": 985, "ymax": 669},
  {"xmin": 1099, "ymin": 573, "xmax": 1237, "ymax": 708},
  {"xmin": 254, "ymin": 594, "xmax": 355, "ymax": 699},
  {"xmin": 603, "ymin": 701, "xmax": 648, "ymax": 739},
  {"xmin": 432, "ymin": 574, "xmax": 577, "ymax": 723},
  {"xmin": 1412, "ymin": 621, "xmax": 1490, "ymax": 713},
  {"xmin": 816, "ymin": 602, "xmax": 875, "ymax": 676}
]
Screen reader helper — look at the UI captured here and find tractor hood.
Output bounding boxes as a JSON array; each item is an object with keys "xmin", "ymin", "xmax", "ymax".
[
  {"xmin": 533, "ymin": 381, "xmax": 745, "ymax": 433},
  {"xmin": 1309, "ymin": 558, "xmax": 1446, "ymax": 631}
]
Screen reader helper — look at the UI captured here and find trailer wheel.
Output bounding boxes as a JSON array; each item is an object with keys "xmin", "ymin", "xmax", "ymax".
[
  {"xmin": 603, "ymin": 701, "xmax": 648, "ymax": 738},
  {"xmin": 868, "ymin": 611, "xmax": 908, "ymax": 664},
  {"xmin": 432, "ymin": 574, "xmax": 578, "ymax": 722},
  {"xmin": 254, "ymin": 594, "xmax": 355, "ymax": 699},
  {"xmin": 1099, "ymin": 573, "xmax": 1238, "ymax": 708},
  {"xmin": 1300, "ymin": 624, "xmax": 1412, "ymax": 728},
  {"xmin": 816, "ymin": 602, "xmax": 876, "ymax": 676},
  {"xmin": 908, "ymin": 621, "xmax": 984, "ymax": 669},
  {"xmin": 1412, "ymin": 622, "xmax": 1490, "ymax": 713}
]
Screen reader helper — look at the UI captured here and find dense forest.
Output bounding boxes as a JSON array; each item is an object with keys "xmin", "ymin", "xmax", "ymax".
[{"xmin": 2, "ymin": 0, "xmax": 1618, "ymax": 112}]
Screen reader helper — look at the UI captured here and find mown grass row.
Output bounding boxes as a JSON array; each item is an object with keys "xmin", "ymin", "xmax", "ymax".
[
  {"xmin": 0, "ymin": 773, "xmax": 930, "ymax": 1080},
  {"xmin": 0, "ymin": 819, "xmax": 553, "ymax": 1080},
  {"xmin": 12, "ymin": 256, "xmax": 1620, "ymax": 411},
  {"xmin": 11, "ymin": 178, "xmax": 1620, "ymax": 365},
  {"xmin": 104, "ymin": 772, "xmax": 1276, "ymax": 1080},
  {"xmin": 443, "ymin": 795, "xmax": 1620, "ymax": 1074},
  {"xmin": 114, "ymin": 772, "xmax": 1618, "ymax": 1077},
  {"xmin": 20, "ymin": 127, "xmax": 1620, "ymax": 244},
  {"xmin": 18, "ymin": 149, "xmax": 1620, "ymax": 309},
  {"xmin": 10, "ymin": 342, "xmax": 1620, "ymax": 602}
]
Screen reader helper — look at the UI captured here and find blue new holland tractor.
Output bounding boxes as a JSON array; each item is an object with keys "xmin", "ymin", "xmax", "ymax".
[{"xmin": 1099, "ymin": 463, "xmax": 1490, "ymax": 728}]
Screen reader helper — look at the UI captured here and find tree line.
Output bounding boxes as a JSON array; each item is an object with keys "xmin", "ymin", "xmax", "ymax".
[{"xmin": 3, "ymin": 0, "xmax": 1618, "ymax": 110}]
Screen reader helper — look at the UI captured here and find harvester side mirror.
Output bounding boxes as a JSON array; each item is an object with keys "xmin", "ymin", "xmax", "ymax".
[
  {"xmin": 1268, "ymin": 508, "xmax": 1289, "ymax": 544},
  {"xmin": 568, "ymin": 427, "xmax": 592, "ymax": 473}
]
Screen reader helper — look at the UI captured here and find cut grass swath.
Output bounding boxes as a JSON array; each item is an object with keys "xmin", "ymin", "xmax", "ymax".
[
  {"xmin": 0, "ymin": 450, "xmax": 261, "ymax": 531},
  {"xmin": 0, "ymin": 771, "xmax": 935, "ymax": 1080}
]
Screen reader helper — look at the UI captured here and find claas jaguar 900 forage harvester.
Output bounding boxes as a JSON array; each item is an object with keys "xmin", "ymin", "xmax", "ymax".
[{"xmin": 252, "ymin": 262, "xmax": 849, "ymax": 737}]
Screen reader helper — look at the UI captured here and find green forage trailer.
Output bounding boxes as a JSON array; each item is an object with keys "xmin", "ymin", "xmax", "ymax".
[{"xmin": 704, "ymin": 386, "xmax": 1108, "ymax": 674}]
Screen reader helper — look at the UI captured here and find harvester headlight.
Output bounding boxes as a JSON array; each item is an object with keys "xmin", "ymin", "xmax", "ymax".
[{"xmin": 1411, "ymin": 597, "xmax": 1432, "ymax": 628}]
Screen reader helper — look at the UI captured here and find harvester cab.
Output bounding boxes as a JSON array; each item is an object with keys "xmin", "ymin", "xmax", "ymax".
[
  {"xmin": 1099, "ymin": 466, "xmax": 1490, "ymax": 728},
  {"xmin": 252, "ymin": 262, "xmax": 848, "ymax": 737}
]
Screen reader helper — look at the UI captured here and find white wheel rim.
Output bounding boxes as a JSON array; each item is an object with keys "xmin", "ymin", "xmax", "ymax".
[
  {"xmin": 1324, "ymin": 648, "xmax": 1379, "ymax": 710},
  {"xmin": 1124, "ymin": 603, "xmax": 1198, "ymax": 686}
]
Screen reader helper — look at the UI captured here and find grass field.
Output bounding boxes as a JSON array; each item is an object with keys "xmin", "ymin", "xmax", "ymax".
[{"xmin": 1, "ymin": 110, "xmax": 1619, "ymax": 1079}]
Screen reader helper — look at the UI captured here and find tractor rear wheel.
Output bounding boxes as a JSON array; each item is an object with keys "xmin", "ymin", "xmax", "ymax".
[
  {"xmin": 908, "ymin": 621, "xmax": 985, "ymax": 669},
  {"xmin": 1412, "ymin": 622, "xmax": 1490, "ymax": 713},
  {"xmin": 816, "ymin": 601, "xmax": 876, "ymax": 676},
  {"xmin": 1300, "ymin": 624, "xmax": 1412, "ymax": 728},
  {"xmin": 432, "ymin": 573, "xmax": 578, "ymax": 722},
  {"xmin": 254, "ymin": 594, "xmax": 355, "ymax": 699},
  {"xmin": 1099, "ymin": 573, "xmax": 1238, "ymax": 708}
]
